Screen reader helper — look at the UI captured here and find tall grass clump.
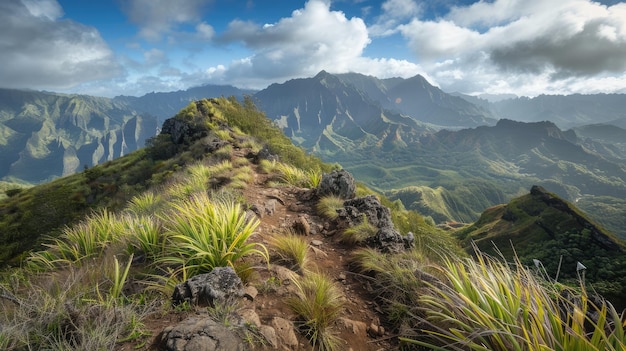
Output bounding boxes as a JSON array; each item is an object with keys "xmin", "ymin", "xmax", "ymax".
[
  {"xmin": 160, "ymin": 193, "xmax": 268, "ymax": 277},
  {"xmin": 275, "ymin": 162, "xmax": 321, "ymax": 188},
  {"xmin": 316, "ymin": 195, "xmax": 345, "ymax": 220},
  {"xmin": 288, "ymin": 271, "xmax": 345, "ymax": 351},
  {"xmin": 126, "ymin": 192, "xmax": 164, "ymax": 216},
  {"xmin": 403, "ymin": 248, "xmax": 626, "ymax": 351},
  {"xmin": 268, "ymin": 231, "xmax": 310, "ymax": 273},
  {"xmin": 339, "ymin": 214, "xmax": 377, "ymax": 245},
  {"xmin": 351, "ymin": 248, "xmax": 433, "ymax": 330},
  {"xmin": 28, "ymin": 210, "xmax": 123, "ymax": 268}
]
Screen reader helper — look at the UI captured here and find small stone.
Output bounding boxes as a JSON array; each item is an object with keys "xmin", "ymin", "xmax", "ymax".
[
  {"xmin": 239, "ymin": 308, "xmax": 261, "ymax": 328},
  {"xmin": 259, "ymin": 325, "xmax": 278, "ymax": 348},
  {"xmin": 244, "ymin": 285, "xmax": 258, "ymax": 301},
  {"xmin": 338, "ymin": 273, "xmax": 347, "ymax": 281},
  {"xmin": 311, "ymin": 240, "xmax": 323, "ymax": 247}
]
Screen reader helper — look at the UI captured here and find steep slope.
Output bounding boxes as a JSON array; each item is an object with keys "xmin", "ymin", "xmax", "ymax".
[
  {"xmin": 254, "ymin": 70, "xmax": 430, "ymax": 154},
  {"xmin": 457, "ymin": 185, "xmax": 626, "ymax": 305},
  {"xmin": 0, "ymin": 97, "xmax": 443, "ymax": 350},
  {"xmin": 379, "ymin": 119, "xmax": 626, "ymax": 239},
  {"xmin": 0, "ymin": 89, "xmax": 159, "ymax": 183}
]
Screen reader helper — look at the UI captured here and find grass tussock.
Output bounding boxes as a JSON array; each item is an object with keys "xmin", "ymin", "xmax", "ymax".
[
  {"xmin": 316, "ymin": 195, "xmax": 345, "ymax": 220},
  {"xmin": 275, "ymin": 162, "xmax": 321, "ymax": 188},
  {"xmin": 159, "ymin": 192, "xmax": 268, "ymax": 276},
  {"xmin": 402, "ymin": 248, "xmax": 626, "ymax": 351},
  {"xmin": 339, "ymin": 214, "xmax": 377, "ymax": 245},
  {"xmin": 268, "ymin": 231, "xmax": 310, "ymax": 273},
  {"xmin": 288, "ymin": 271, "xmax": 345, "ymax": 351}
]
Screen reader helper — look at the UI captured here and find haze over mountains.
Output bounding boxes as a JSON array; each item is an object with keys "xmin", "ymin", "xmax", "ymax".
[{"xmin": 1, "ymin": 71, "xmax": 626, "ymax": 238}]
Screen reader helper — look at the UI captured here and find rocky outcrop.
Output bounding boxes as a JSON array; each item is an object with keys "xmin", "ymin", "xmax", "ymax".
[
  {"xmin": 317, "ymin": 169, "xmax": 356, "ymax": 199},
  {"xmin": 337, "ymin": 194, "xmax": 414, "ymax": 253},
  {"xmin": 161, "ymin": 316, "xmax": 244, "ymax": 351},
  {"xmin": 172, "ymin": 267, "xmax": 244, "ymax": 307}
]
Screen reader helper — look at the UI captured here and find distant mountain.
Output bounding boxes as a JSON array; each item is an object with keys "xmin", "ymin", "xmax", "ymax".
[
  {"xmin": 458, "ymin": 185, "xmax": 626, "ymax": 305},
  {"xmin": 115, "ymin": 84, "xmax": 253, "ymax": 121},
  {"xmin": 0, "ymin": 85, "xmax": 251, "ymax": 184},
  {"xmin": 489, "ymin": 94, "xmax": 626, "ymax": 129},
  {"xmin": 336, "ymin": 73, "xmax": 497, "ymax": 128},
  {"xmin": 253, "ymin": 71, "xmax": 432, "ymax": 154},
  {"xmin": 0, "ymin": 89, "xmax": 158, "ymax": 183}
]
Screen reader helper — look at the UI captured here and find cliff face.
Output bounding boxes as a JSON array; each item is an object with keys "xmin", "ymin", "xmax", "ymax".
[{"xmin": 0, "ymin": 89, "xmax": 158, "ymax": 183}]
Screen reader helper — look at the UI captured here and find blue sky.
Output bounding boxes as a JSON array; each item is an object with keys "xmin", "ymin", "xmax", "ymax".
[{"xmin": 1, "ymin": 0, "xmax": 626, "ymax": 98}]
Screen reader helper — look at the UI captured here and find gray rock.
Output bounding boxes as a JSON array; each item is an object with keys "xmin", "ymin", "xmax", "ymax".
[
  {"xmin": 259, "ymin": 325, "xmax": 278, "ymax": 348},
  {"xmin": 256, "ymin": 145, "xmax": 279, "ymax": 163},
  {"xmin": 270, "ymin": 317, "xmax": 299, "ymax": 347},
  {"xmin": 337, "ymin": 195, "xmax": 413, "ymax": 253},
  {"xmin": 339, "ymin": 195, "xmax": 394, "ymax": 229},
  {"xmin": 317, "ymin": 170, "xmax": 356, "ymax": 199},
  {"xmin": 162, "ymin": 316, "xmax": 244, "ymax": 351},
  {"xmin": 172, "ymin": 267, "xmax": 243, "ymax": 307}
]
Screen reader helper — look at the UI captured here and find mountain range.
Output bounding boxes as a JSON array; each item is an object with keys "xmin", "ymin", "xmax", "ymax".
[{"xmin": 1, "ymin": 72, "xmax": 626, "ymax": 238}]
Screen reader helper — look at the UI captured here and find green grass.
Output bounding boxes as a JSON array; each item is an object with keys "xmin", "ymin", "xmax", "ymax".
[
  {"xmin": 159, "ymin": 192, "xmax": 268, "ymax": 276},
  {"xmin": 288, "ymin": 272, "xmax": 345, "ymax": 351},
  {"xmin": 403, "ymin": 247, "xmax": 626, "ymax": 351},
  {"xmin": 339, "ymin": 214, "xmax": 377, "ymax": 244},
  {"xmin": 316, "ymin": 195, "xmax": 344, "ymax": 220},
  {"xmin": 268, "ymin": 231, "xmax": 310, "ymax": 273}
]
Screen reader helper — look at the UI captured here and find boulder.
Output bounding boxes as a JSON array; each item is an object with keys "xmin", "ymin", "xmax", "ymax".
[
  {"xmin": 255, "ymin": 145, "xmax": 279, "ymax": 163},
  {"xmin": 162, "ymin": 316, "xmax": 244, "ymax": 351},
  {"xmin": 339, "ymin": 195, "xmax": 394, "ymax": 229},
  {"xmin": 172, "ymin": 267, "xmax": 243, "ymax": 307},
  {"xmin": 337, "ymin": 195, "xmax": 414, "ymax": 253},
  {"xmin": 317, "ymin": 170, "xmax": 356, "ymax": 199},
  {"xmin": 161, "ymin": 118, "xmax": 194, "ymax": 144}
]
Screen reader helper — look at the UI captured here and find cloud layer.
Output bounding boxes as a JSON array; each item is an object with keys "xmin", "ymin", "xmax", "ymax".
[
  {"xmin": 398, "ymin": 0, "xmax": 626, "ymax": 95},
  {"xmin": 0, "ymin": 0, "xmax": 121, "ymax": 91},
  {"xmin": 2, "ymin": 0, "xmax": 626, "ymax": 97}
]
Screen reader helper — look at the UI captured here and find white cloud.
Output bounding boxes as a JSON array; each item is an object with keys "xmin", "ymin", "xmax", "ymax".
[
  {"xmin": 395, "ymin": 0, "xmax": 626, "ymax": 95},
  {"xmin": 369, "ymin": 0, "xmax": 422, "ymax": 36},
  {"xmin": 210, "ymin": 0, "xmax": 424, "ymax": 89},
  {"xmin": 0, "ymin": 0, "xmax": 122, "ymax": 91},
  {"xmin": 122, "ymin": 0, "xmax": 212, "ymax": 41}
]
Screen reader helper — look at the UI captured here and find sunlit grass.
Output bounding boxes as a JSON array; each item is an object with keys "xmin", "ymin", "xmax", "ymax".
[
  {"xmin": 402, "ymin": 247, "xmax": 626, "ymax": 351},
  {"xmin": 268, "ymin": 231, "xmax": 310, "ymax": 273},
  {"xmin": 288, "ymin": 271, "xmax": 345, "ymax": 351},
  {"xmin": 159, "ymin": 192, "xmax": 268, "ymax": 277},
  {"xmin": 316, "ymin": 195, "xmax": 344, "ymax": 220}
]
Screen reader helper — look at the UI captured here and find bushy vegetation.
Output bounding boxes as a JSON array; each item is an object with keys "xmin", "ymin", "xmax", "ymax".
[{"xmin": 403, "ymin": 249, "xmax": 626, "ymax": 351}]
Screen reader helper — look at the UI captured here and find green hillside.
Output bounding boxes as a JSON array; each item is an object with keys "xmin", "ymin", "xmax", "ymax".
[
  {"xmin": 457, "ymin": 185, "xmax": 626, "ymax": 305},
  {"xmin": 0, "ymin": 97, "xmax": 624, "ymax": 350}
]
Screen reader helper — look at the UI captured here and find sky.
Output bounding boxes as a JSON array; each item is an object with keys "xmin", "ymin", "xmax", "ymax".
[{"xmin": 1, "ymin": 0, "xmax": 626, "ymax": 98}]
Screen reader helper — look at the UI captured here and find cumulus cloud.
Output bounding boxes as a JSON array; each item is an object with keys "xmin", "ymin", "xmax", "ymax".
[
  {"xmin": 369, "ymin": 0, "xmax": 422, "ymax": 36},
  {"xmin": 396, "ymin": 0, "xmax": 626, "ymax": 95},
  {"xmin": 0, "ymin": 0, "xmax": 122, "ymax": 91},
  {"xmin": 122, "ymin": 0, "xmax": 212, "ymax": 41},
  {"xmin": 211, "ymin": 0, "xmax": 422, "ymax": 88}
]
